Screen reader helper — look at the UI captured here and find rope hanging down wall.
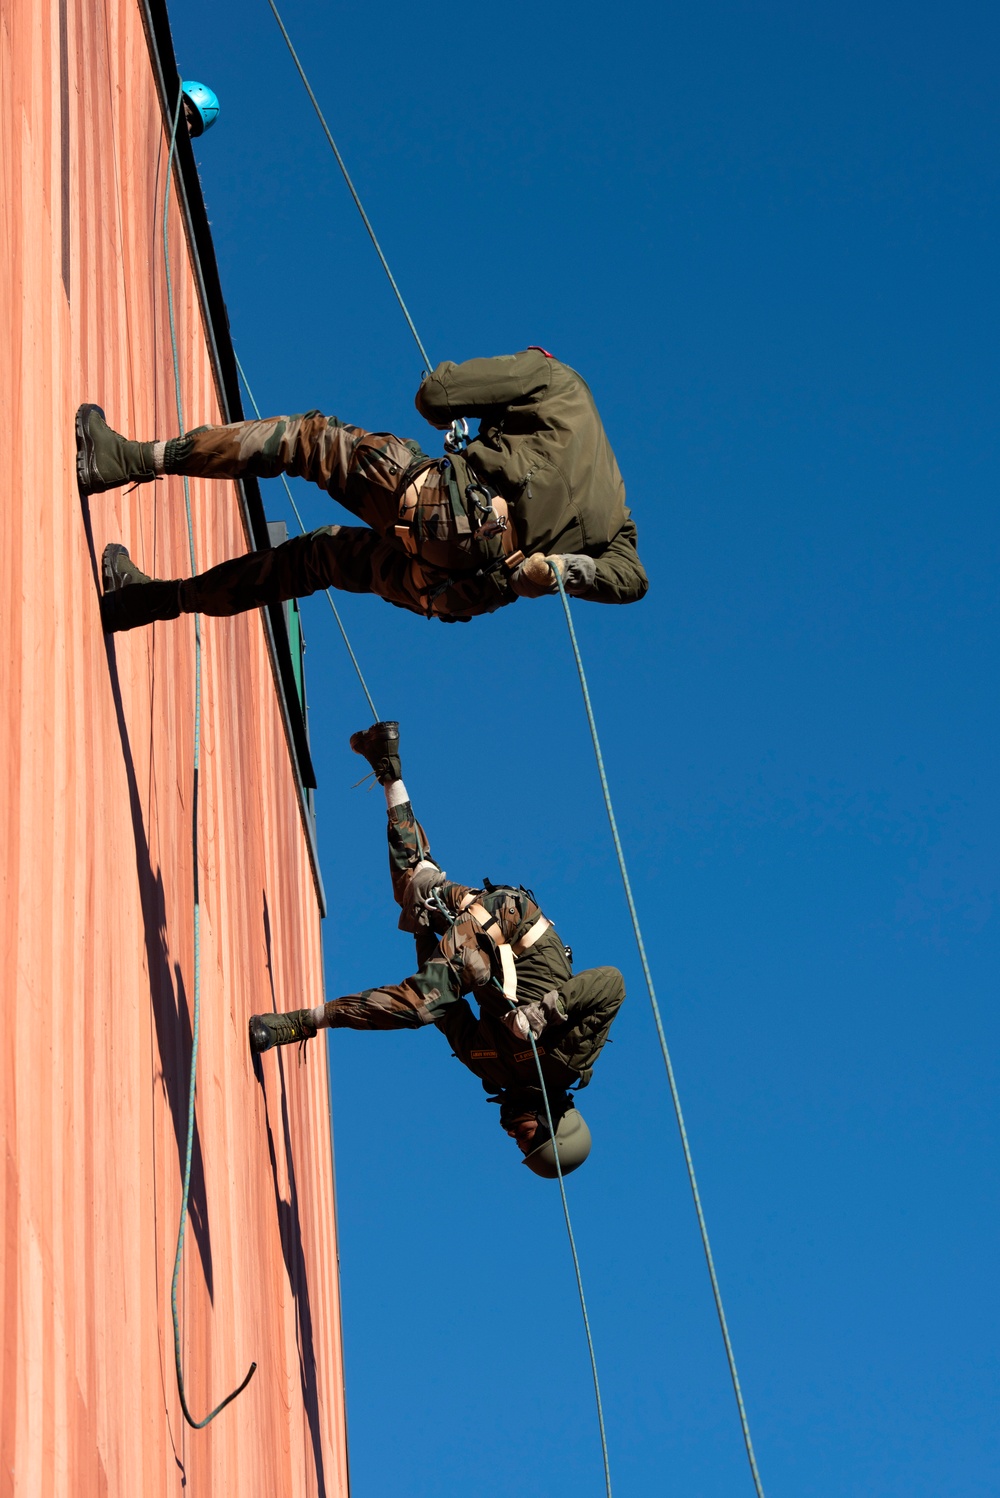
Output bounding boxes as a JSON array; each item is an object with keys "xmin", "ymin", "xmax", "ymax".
[
  {"xmin": 549, "ymin": 567, "xmax": 767, "ymax": 1498},
  {"xmin": 162, "ymin": 83, "xmax": 257, "ymax": 1429},
  {"xmin": 261, "ymin": 4, "xmax": 768, "ymax": 1492}
]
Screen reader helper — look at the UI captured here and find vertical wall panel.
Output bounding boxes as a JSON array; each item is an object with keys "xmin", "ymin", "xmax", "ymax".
[{"xmin": 0, "ymin": 2, "xmax": 349, "ymax": 1493}]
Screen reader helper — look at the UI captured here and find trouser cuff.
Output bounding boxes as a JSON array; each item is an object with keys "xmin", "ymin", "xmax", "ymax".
[
  {"xmin": 161, "ymin": 434, "xmax": 195, "ymax": 473},
  {"xmin": 100, "ymin": 580, "xmax": 182, "ymax": 633}
]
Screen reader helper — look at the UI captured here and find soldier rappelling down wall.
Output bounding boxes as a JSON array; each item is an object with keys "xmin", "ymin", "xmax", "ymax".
[
  {"xmin": 249, "ymin": 722, "xmax": 625, "ymax": 1178},
  {"xmin": 77, "ymin": 349, "xmax": 648, "ymax": 625}
]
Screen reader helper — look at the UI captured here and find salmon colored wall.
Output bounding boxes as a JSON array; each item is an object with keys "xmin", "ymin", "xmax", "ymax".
[{"xmin": 0, "ymin": 2, "xmax": 349, "ymax": 1493}]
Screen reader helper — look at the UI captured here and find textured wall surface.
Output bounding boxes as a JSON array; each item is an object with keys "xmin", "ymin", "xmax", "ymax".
[{"xmin": 0, "ymin": 1, "xmax": 349, "ymax": 1493}]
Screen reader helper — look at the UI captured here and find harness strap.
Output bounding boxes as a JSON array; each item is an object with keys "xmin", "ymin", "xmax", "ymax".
[
  {"xmin": 467, "ymin": 902, "xmax": 551, "ymax": 959},
  {"xmin": 394, "ymin": 464, "xmax": 436, "ymax": 554},
  {"xmin": 395, "ymin": 462, "xmax": 525, "ymax": 616},
  {"xmin": 512, "ymin": 914, "xmax": 551, "ymax": 955}
]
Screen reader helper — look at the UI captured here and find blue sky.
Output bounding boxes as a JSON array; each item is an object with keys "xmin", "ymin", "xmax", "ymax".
[{"xmin": 168, "ymin": 2, "xmax": 998, "ymax": 1493}]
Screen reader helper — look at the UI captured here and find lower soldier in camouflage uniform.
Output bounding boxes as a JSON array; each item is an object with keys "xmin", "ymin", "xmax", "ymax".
[
  {"xmin": 249, "ymin": 721, "xmax": 625, "ymax": 1178},
  {"xmin": 77, "ymin": 349, "xmax": 648, "ymax": 628}
]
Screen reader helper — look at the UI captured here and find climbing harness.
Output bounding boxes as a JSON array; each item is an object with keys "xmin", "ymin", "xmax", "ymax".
[{"xmin": 162, "ymin": 84, "xmax": 256, "ymax": 1428}]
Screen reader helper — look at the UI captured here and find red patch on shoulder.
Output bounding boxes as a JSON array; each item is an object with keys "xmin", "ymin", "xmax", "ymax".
[{"xmin": 527, "ymin": 345, "xmax": 554, "ymax": 358}]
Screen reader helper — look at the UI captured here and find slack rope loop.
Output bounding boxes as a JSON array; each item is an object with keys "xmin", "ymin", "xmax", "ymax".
[
  {"xmin": 549, "ymin": 565, "xmax": 767, "ymax": 1498},
  {"xmin": 265, "ymin": 0, "xmax": 432, "ymax": 374},
  {"xmin": 232, "ymin": 351, "xmax": 380, "ymax": 723},
  {"xmin": 163, "ymin": 85, "xmax": 257, "ymax": 1429}
]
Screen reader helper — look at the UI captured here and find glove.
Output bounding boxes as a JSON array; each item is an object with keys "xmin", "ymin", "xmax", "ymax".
[
  {"xmin": 500, "ymin": 990, "xmax": 567, "ymax": 1040},
  {"xmin": 558, "ymin": 554, "xmax": 597, "ymax": 594},
  {"xmin": 510, "ymin": 553, "xmax": 597, "ymax": 599},
  {"xmin": 502, "ymin": 1004, "xmax": 544, "ymax": 1040},
  {"xmin": 397, "ymin": 860, "xmax": 447, "ymax": 933},
  {"xmin": 509, "ymin": 553, "xmax": 559, "ymax": 598}
]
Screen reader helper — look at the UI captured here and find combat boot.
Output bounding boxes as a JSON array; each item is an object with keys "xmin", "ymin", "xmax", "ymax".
[
  {"xmin": 76, "ymin": 404, "xmax": 157, "ymax": 494},
  {"xmin": 103, "ymin": 541, "xmax": 153, "ymax": 591},
  {"xmin": 100, "ymin": 543, "xmax": 181, "ymax": 633},
  {"xmin": 349, "ymin": 720, "xmax": 401, "ymax": 784},
  {"xmin": 248, "ymin": 1009, "xmax": 318, "ymax": 1054}
]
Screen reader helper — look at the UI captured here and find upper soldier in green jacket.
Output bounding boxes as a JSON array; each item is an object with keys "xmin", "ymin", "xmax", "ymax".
[
  {"xmin": 249, "ymin": 721, "xmax": 625, "ymax": 1178},
  {"xmin": 78, "ymin": 349, "xmax": 648, "ymax": 628}
]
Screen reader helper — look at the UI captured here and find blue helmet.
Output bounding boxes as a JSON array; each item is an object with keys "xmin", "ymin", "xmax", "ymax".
[{"xmin": 181, "ymin": 80, "xmax": 220, "ymax": 138}]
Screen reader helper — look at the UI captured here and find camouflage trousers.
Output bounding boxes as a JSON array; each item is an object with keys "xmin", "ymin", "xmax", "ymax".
[
  {"xmin": 163, "ymin": 412, "xmax": 513, "ymax": 622},
  {"xmin": 320, "ymin": 800, "xmax": 498, "ymax": 1031}
]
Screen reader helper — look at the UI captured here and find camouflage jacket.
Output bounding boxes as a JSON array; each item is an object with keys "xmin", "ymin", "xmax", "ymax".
[{"xmin": 415, "ymin": 351, "xmax": 648, "ymax": 607}]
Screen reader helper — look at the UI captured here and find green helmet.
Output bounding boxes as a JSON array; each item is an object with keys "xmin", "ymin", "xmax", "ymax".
[{"xmin": 522, "ymin": 1108, "xmax": 592, "ymax": 1179}]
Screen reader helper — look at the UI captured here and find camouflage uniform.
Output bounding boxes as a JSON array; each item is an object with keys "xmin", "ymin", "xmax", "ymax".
[
  {"xmin": 164, "ymin": 412, "xmax": 518, "ymax": 622},
  {"xmin": 321, "ymin": 798, "xmax": 625, "ymax": 1108},
  {"xmin": 148, "ymin": 351, "xmax": 647, "ymax": 625}
]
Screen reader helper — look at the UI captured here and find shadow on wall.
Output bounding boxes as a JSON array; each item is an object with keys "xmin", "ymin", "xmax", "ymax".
[
  {"xmin": 258, "ymin": 892, "xmax": 328, "ymax": 1496},
  {"xmin": 81, "ymin": 492, "xmax": 216, "ymax": 1304}
]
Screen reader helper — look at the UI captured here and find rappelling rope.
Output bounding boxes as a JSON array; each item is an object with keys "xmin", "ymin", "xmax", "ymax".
[
  {"xmin": 232, "ymin": 351, "xmax": 380, "ymax": 722},
  {"xmin": 422, "ymin": 886, "xmax": 614, "ymax": 1497},
  {"xmin": 521, "ymin": 1026, "xmax": 614, "ymax": 1498},
  {"xmin": 548, "ymin": 566, "xmax": 767, "ymax": 1498},
  {"xmin": 162, "ymin": 83, "xmax": 257, "ymax": 1429},
  {"xmin": 264, "ymin": 0, "xmax": 432, "ymax": 373}
]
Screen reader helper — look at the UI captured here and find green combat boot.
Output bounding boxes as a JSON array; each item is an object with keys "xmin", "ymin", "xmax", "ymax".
[
  {"xmin": 248, "ymin": 1009, "xmax": 318, "ymax": 1054},
  {"xmin": 349, "ymin": 721, "xmax": 401, "ymax": 784},
  {"xmin": 100, "ymin": 543, "xmax": 181, "ymax": 634},
  {"xmin": 102, "ymin": 541, "xmax": 153, "ymax": 592},
  {"xmin": 76, "ymin": 404, "xmax": 157, "ymax": 494}
]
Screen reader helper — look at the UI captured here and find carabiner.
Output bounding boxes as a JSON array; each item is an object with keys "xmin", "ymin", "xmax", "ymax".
[
  {"xmin": 443, "ymin": 417, "xmax": 469, "ymax": 454},
  {"xmin": 465, "ymin": 482, "xmax": 494, "ymax": 518}
]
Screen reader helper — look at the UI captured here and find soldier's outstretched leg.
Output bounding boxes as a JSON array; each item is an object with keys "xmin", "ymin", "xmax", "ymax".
[
  {"xmin": 77, "ymin": 403, "xmax": 426, "ymax": 533},
  {"xmin": 99, "ymin": 527, "xmax": 391, "ymax": 633},
  {"xmin": 349, "ymin": 722, "xmax": 438, "ymax": 910},
  {"xmin": 100, "ymin": 523, "xmax": 445, "ymax": 631},
  {"xmin": 349, "ymin": 722, "xmax": 474, "ymax": 932},
  {"xmin": 248, "ymin": 974, "xmax": 441, "ymax": 1053}
]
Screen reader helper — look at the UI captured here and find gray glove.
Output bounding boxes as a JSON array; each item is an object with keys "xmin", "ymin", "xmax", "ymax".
[
  {"xmin": 559, "ymin": 554, "xmax": 597, "ymax": 594},
  {"xmin": 397, "ymin": 860, "xmax": 447, "ymax": 933},
  {"xmin": 501, "ymin": 990, "xmax": 568, "ymax": 1040},
  {"xmin": 509, "ymin": 553, "xmax": 596, "ymax": 599}
]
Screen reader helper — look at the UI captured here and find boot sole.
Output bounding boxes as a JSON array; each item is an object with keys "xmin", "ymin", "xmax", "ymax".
[
  {"xmin": 101, "ymin": 542, "xmax": 131, "ymax": 595},
  {"xmin": 75, "ymin": 403, "xmax": 110, "ymax": 494},
  {"xmin": 349, "ymin": 722, "xmax": 400, "ymax": 754},
  {"xmin": 248, "ymin": 1015, "xmax": 275, "ymax": 1054}
]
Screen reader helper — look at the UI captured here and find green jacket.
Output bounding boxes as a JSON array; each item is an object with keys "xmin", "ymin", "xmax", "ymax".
[{"xmin": 415, "ymin": 350, "xmax": 648, "ymax": 606}]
